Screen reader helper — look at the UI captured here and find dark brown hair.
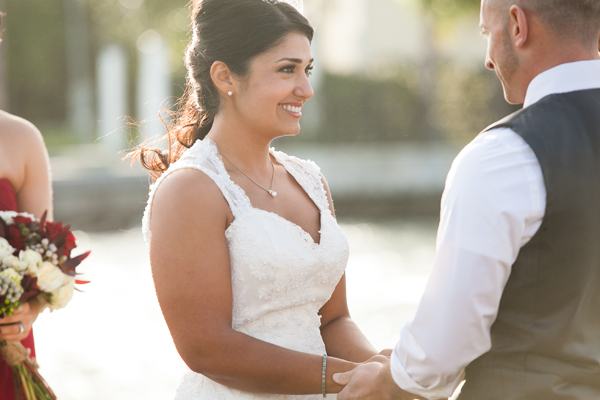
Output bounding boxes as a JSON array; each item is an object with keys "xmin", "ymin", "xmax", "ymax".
[{"xmin": 131, "ymin": 0, "xmax": 313, "ymax": 178}]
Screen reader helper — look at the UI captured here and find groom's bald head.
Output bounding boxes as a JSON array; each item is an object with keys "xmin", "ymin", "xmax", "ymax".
[{"xmin": 485, "ymin": 0, "xmax": 600, "ymax": 46}]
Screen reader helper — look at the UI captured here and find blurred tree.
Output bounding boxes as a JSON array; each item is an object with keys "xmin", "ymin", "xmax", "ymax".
[
  {"xmin": 413, "ymin": 0, "xmax": 520, "ymax": 142},
  {"xmin": 65, "ymin": 0, "xmax": 94, "ymax": 142},
  {"xmin": 84, "ymin": 0, "xmax": 190, "ymax": 127},
  {"xmin": 419, "ymin": 0, "xmax": 480, "ymax": 17},
  {"xmin": 4, "ymin": 0, "xmax": 68, "ymax": 124},
  {"xmin": 84, "ymin": 0, "xmax": 189, "ymax": 77},
  {"xmin": 0, "ymin": 0, "xmax": 7, "ymax": 110},
  {"xmin": 84, "ymin": 0, "xmax": 188, "ymax": 42},
  {"xmin": 403, "ymin": 0, "xmax": 483, "ymax": 140},
  {"xmin": 3, "ymin": 0, "xmax": 191, "ymax": 140}
]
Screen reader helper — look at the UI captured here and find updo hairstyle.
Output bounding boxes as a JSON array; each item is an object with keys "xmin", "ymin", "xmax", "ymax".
[{"xmin": 134, "ymin": 0, "xmax": 314, "ymax": 177}]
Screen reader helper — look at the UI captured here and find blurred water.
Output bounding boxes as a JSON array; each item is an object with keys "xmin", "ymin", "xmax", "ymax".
[{"xmin": 33, "ymin": 218, "xmax": 438, "ymax": 399}]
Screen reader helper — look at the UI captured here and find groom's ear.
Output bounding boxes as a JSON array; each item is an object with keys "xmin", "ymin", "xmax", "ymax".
[{"xmin": 509, "ymin": 5, "xmax": 529, "ymax": 48}]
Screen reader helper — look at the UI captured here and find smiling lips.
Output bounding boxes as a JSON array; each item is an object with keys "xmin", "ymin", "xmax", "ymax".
[{"xmin": 279, "ymin": 103, "xmax": 303, "ymax": 118}]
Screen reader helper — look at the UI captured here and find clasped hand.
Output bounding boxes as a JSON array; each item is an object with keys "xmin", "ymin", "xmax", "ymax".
[
  {"xmin": 0, "ymin": 301, "xmax": 39, "ymax": 342},
  {"xmin": 333, "ymin": 350, "xmax": 427, "ymax": 400}
]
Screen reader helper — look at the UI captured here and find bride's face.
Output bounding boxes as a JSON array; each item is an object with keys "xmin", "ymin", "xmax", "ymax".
[{"xmin": 232, "ymin": 32, "xmax": 314, "ymax": 138}]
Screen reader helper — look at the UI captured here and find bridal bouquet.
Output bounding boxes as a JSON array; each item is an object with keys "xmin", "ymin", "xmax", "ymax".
[{"xmin": 0, "ymin": 210, "xmax": 90, "ymax": 400}]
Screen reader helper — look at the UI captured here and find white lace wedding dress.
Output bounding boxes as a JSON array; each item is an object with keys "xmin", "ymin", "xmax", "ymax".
[{"xmin": 142, "ymin": 138, "xmax": 349, "ymax": 399}]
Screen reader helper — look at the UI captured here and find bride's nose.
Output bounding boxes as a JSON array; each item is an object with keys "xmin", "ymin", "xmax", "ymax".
[{"xmin": 293, "ymin": 75, "xmax": 314, "ymax": 100}]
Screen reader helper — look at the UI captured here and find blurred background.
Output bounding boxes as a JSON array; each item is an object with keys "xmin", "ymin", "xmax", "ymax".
[{"xmin": 0, "ymin": 0, "xmax": 519, "ymax": 398}]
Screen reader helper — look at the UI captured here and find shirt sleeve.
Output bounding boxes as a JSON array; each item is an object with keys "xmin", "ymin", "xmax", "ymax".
[{"xmin": 389, "ymin": 128, "xmax": 546, "ymax": 399}]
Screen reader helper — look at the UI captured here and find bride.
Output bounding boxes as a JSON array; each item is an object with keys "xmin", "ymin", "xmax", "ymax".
[{"xmin": 136, "ymin": 0, "xmax": 379, "ymax": 398}]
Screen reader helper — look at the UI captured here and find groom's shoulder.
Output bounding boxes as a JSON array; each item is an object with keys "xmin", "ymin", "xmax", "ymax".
[
  {"xmin": 452, "ymin": 125, "xmax": 525, "ymax": 177},
  {"xmin": 481, "ymin": 107, "xmax": 529, "ymax": 135},
  {"xmin": 480, "ymin": 91, "xmax": 582, "ymax": 136}
]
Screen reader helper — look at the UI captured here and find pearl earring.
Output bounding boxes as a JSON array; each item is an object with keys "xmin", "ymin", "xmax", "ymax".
[{"xmin": 227, "ymin": 91, "xmax": 233, "ymax": 96}]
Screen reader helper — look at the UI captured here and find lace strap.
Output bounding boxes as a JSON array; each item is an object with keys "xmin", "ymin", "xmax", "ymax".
[
  {"xmin": 141, "ymin": 140, "xmax": 251, "ymax": 244},
  {"xmin": 271, "ymin": 150, "xmax": 330, "ymax": 213}
]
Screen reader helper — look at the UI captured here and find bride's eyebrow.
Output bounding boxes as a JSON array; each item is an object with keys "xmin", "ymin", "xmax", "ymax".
[{"xmin": 275, "ymin": 57, "xmax": 315, "ymax": 64}]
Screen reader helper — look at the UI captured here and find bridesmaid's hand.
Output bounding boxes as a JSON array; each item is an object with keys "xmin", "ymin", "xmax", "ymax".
[{"xmin": 0, "ymin": 301, "xmax": 40, "ymax": 341}]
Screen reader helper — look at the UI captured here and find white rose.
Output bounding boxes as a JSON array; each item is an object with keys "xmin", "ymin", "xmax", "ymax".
[
  {"xmin": 21, "ymin": 212, "xmax": 36, "ymax": 220},
  {"xmin": 36, "ymin": 262, "xmax": 65, "ymax": 292},
  {"xmin": 3, "ymin": 255, "xmax": 27, "ymax": 272},
  {"xmin": 0, "ymin": 211, "xmax": 35, "ymax": 224},
  {"xmin": 0, "ymin": 237, "xmax": 15, "ymax": 260},
  {"xmin": 0, "ymin": 267, "xmax": 21, "ymax": 282},
  {"xmin": 0, "ymin": 211, "xmax": 18, "ymax": 224},
  {"xmin": 49, "ymin": 278, "xmax": 74, "ymax": 311},
  {"xmin": 19, "ymin": 249, "xmax": 42, "ymax": 275}
]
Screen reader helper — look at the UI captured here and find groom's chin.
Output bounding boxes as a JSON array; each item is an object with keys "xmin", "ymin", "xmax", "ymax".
[{"xmin": 502, "ymin": 87, "xmax": 525, "ymax": 106}]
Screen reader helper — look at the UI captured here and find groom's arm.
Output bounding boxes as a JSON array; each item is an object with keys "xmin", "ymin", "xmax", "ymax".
[
  {"xmin": 390, "ymin": 128, "xmax": 545, "ymax": 399},
  {"xmin": 389, "ymin": 129, "xmax": 546, "ymax": 398}
]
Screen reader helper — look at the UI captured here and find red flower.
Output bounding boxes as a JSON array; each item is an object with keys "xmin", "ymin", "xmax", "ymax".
[
  {"xmin": 60, "ymin": 251, "xmax": 91, "ymax": 276},
  {"xmin": 20, "ymin": 275, "xmax": 41, "ymax": 303},
  {"xmin": 0, "ymin": 217, "xmax": 8, "ymax": 239},
  {"xmin": 44, "ymin": 221, "xmax": 76, "ymax": 258},
  {"xmin": 44, "ymin": 221, "xmax": 64, "ymax": 241},
  {"xmin": 12, "ymin": 215, "xmax": 35, "ymax": 226},
  {"xmin": 7, "ymin": 224, "xmax": 25, "ymax": 252},
  {"xmin": 62, "ymin": 231, "xmax": 77, "ymax": 253}
]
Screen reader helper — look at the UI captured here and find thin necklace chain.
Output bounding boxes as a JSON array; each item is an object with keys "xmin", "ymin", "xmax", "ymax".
[{"xmin": 215, "ymin": 143, "xmax": 278, "ymax": 198}]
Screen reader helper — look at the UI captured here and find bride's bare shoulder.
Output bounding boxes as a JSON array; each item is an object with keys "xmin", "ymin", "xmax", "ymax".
[{"xmin": 151, "ymin": 167, "xmax": 232, "ymax": 221}]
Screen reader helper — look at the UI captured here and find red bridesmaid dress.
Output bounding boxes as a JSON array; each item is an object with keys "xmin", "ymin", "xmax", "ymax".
[{"xmin": 0, "ymin": 178, "xmax": 37, "ymax": 400}]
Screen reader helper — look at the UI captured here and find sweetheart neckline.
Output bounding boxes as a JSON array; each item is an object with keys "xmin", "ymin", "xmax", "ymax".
[
  {"xmin": 225, "ymin": 206, "xmax": 330, "ymax": 250},
  {"xmin": 206, "ymin": 138, "xmax": 325, "ymax": 247}
]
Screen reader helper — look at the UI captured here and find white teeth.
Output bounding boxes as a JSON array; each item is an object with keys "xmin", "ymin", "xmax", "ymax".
[{"xmin": 280, "ymin": 104, "xmax": 302, "ymax": 113}]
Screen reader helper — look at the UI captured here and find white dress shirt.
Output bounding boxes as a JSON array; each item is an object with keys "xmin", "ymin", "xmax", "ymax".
[{"xmin": 390, "ymin": 60, "xmax": 600, "ymax": 399}]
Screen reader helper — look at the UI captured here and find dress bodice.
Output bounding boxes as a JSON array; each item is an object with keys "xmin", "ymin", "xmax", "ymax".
[
  {"xmin": 0, "ymin": 179, "xmax": 18, "ymax": 212},
  {"xmin": 142, "ymin": 139, "xmax": 349, "ymax": 399}
]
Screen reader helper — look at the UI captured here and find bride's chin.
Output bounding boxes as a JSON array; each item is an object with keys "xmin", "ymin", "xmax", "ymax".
[
  {"xmin": 283, "ymin": 128, "xmax": 302, "ymax": 137},
  {"xmin": 273, "ymin": 124, "xmax": 302, "ymax": 138}
]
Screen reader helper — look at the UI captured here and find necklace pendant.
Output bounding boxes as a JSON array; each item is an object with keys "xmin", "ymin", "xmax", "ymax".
[{"xmin": 269, "ymin": 190, "xmax": 278, "ymax": 198}]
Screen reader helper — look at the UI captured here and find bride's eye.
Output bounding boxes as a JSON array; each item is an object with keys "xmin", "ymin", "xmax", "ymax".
[
  {"xmin": 305, "ymin": 65, "xmax": 314, "ymax": 77},
  {"xmin": 279, "ymin": 65, "xmax": 296, "ymax": 74}
]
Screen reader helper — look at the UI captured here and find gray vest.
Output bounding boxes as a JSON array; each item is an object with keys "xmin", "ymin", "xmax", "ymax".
[{"xmin": 459, "ymin": 89, "xmax": 600, "ymax": 400}]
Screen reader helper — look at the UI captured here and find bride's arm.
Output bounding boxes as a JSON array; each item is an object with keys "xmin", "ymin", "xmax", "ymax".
[
  {"xmin": 149, "ymin": 168, "xmax": 357, "ymax": 395},
  {"xmin": 318, "ymin": 176, "xmax": 378, "ymax": 363}
]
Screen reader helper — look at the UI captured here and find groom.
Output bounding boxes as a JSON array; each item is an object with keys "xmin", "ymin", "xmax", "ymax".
[{"xmin": 334, "ymin": 0, "xmax": 600, "ymax": 399}]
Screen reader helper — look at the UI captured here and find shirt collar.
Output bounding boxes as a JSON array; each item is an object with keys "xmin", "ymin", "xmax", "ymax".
[{"xmin": 523, "ymin": 60, "xmax": 600, "ymax": 108}]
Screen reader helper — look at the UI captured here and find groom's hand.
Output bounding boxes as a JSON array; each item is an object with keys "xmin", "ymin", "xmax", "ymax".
[
  {"xmin": 333, "ymin": 357, "xmax": 426, "ymax": 400},
  {"xmin": 334, "ymin": 362, "xmax": 384, "ymax": 400}
]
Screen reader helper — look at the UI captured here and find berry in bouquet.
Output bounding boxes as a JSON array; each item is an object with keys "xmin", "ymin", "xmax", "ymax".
[{"xmin": 0, "ymin": 210, "xmax": 90, "ymax": 400}]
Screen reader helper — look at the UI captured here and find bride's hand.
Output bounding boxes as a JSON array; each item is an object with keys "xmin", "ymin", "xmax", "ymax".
[
  {"xmin": 0, "ymin": 300, "xmax": 40, "ymax": 341},
  {"xmin": 379, "ymin": 348, "xmax": 393, "ymax": 357},
  {"xmin": 360, "ymin": 349, "xmax": 392, "ymax": 364},
  {"xmin": 363, "ymin": 354, "xmax": 390, "ymax": 364}
]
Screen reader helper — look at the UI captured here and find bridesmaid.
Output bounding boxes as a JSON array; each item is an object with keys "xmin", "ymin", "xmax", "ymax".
[{"xmin": 0, "ymin": 109, "xmax": 53, "ymax": 396}]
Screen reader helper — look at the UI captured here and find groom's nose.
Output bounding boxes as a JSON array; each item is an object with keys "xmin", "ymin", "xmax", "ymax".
[{"xmin": 485, "ymin": 55, "xmax": 495, "ymax": 71}]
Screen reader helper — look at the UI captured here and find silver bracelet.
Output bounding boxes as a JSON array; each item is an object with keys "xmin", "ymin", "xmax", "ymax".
[{"xmin": 322, "ymin": 354, "xmax": 327, "ymax": 398}]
